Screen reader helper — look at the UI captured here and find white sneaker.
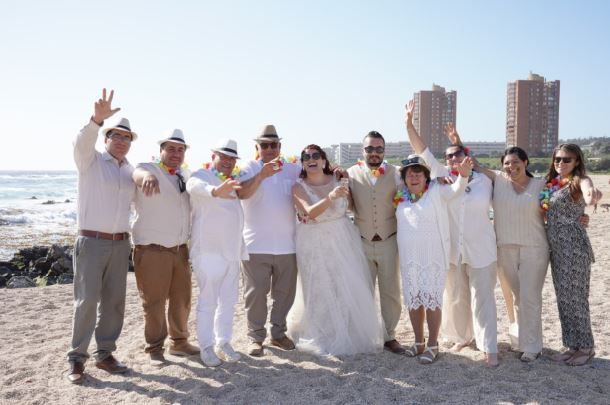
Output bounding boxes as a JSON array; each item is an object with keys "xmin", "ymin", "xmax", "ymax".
[
  {"xmin": 215, "ymin": 343, "xmax": 241, "ymax": 363},
  {"xmin": 200, "ymin": 346, "xmax": 222, "ymax": 367}
]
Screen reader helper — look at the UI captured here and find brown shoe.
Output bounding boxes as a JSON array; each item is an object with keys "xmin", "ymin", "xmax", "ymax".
[
  {"xmin": 248, "ymin": 341, "xmax": 264, "ymax": 357},
  {"xmin": 169, "ymin": 342, "xmax": 200, "ymax": 356},
  {"xmin": 95, "ymin": 355, "xmax": 128, "ymax": 374},
  {"xmin": 384, "ymin": 339, "xmax": 406, "ymax": 354},
  {"xmin": 66, "ymin": 361, "xmax": 85, "ymax": 384},
  {"xmin": 149, "ymin": 351, "xmax": 166, "ymax": 367},
  {"xmin": 270, "ymin": 336, "xmax": 296, "ymax": 351}
]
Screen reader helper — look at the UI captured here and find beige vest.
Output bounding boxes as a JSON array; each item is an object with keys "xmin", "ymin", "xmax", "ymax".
[{"xmin": 348, "ymin": 164, "xmax": 398, "ymax": 241}]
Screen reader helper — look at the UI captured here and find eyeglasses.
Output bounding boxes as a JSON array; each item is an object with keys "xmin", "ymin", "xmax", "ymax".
[
  {"xmin": 364, "ymin": 146, "xmax": 384, "ymax": 154},
  {"xmin": 554, "ymin": 157, "xmax": 573, "ymax": 164},
  {"xmin": 176, "ymin": 172, "xmax": 186, "ymax": 193},
  {"xmin": 302, "ymin": 152, "xmax": 322, "ymax": 161},
  {"xmin": 259, "ymin": 142, "xmax": 278, "ymax": 150},
  {"xmin": 107, "ymin": 132, "xmax": 132, "ymax": 143},
  {"xmin": 445, "ymin": 150, "xmax": 465, "ymax": 160}
]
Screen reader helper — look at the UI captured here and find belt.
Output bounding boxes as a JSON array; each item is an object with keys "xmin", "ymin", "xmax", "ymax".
[
  {"xmin": 362, "ymin": 232, "xmax": 397, "ymax": 242},
  {"xmin": 137, "ymin": 243, "xmax": 187, "ymax": 253},
  {"xmin": 79, "ymin": 230, "xmax": 130, "ymax": 241}
]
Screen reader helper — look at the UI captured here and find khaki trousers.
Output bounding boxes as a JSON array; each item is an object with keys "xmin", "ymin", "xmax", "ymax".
[
  {"xmin": 67, "ymin": 236, "xmax": 131, "ymax": 362},
  {"xmin": 497, "ymin": 245, "xmax": 549, "ymax": 353},
  {"xmin": 442, "ymin": 261, "xmax": 498, "ymax": 353},
  {"xmin": 134, "ymin": 244, "xmax": 192, "ymax": 353},
  {"xmin": 361, "ymin": 235, "xmax": 401, "ymax": 341},
  {"xmin": 242, "ymin": 254, "xmax": 298, "ymax": 342}
]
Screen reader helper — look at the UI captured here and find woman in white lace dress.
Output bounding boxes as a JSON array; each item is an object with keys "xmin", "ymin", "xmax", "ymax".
[
  {"xmin": 287, "ymin": 144, "xmax": 383, "ymax": 356},
  {"xmin": 396, "ymin": 155, "xmax": 471, "ymax": 364}
]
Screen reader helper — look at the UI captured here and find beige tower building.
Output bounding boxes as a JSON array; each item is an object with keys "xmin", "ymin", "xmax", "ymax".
[
  {"xmin": 412, "ymin": 84, "xmax": 457, "ymax": 156},
  {"xmin": 506, "ymin": 72, "xmax": 560, "ymax": 155}
]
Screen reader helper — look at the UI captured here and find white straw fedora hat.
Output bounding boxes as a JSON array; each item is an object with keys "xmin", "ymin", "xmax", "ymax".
[
  {"xmin": 211, "ymin": 138, "xmax": 240, "ymax": 159},
  {"xmin": 253, "ymin": 124, "xmax": 282, "ymax": 142},
  {"xmin": 101, "ymin": 117, "xmax": 137, "ymax": 141},
  {"xmin": 157, "ymin": 129, "xmax": 189, "ymax": 148}
]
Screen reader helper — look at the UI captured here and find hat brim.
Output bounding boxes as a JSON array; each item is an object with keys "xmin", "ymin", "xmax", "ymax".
[
  {"xmin": 211, "ymin": 148, "xmax": 240, "ymax": 159},
  {"xmin": 102, "ymin": 126, "xmax": 138, "ymax": 141},
  {"xmin": 253, "ymin": 136, "xmax": 282, "ymax": 142},
  {"xmin": 158, "ymin": 139, "xmax": 189, "ymax": 148}
]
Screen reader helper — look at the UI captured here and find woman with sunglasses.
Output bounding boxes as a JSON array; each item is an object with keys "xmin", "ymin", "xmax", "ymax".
[
  {"xmin": 404, "ymin": 101, "xmax": 499, "ymax": 367},
  {"xmin": 544, "ymin": 144, "xmax": 602, "ymax": 366},
  {"xmin": 287, "ymin": 145, "xmax": 383, "ymax": 355}
]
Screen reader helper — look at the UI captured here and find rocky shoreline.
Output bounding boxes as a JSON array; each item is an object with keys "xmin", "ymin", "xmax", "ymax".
[{"xmin": 0, "ymin": 244, "xmax": 133, "ymax": 288}]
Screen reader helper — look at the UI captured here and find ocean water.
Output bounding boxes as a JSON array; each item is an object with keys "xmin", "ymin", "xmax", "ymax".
[{"xmin": 0, "ymin": 171, "xmax": 78, "ymax": 260}]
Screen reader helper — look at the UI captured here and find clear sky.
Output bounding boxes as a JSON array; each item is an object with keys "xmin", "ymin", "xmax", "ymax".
[{"xmin": 2, "ymin": 0, "xmax": 609, "ymax": 170}]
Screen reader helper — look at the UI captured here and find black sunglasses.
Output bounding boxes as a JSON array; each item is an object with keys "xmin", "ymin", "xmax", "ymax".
[
  {"xmin": 176, "ymin": 172, "xmax": 186, "ymax": 193},
  {"xmin": 259, "ymin": 142, "xmax": 278, "ymax": 150},
  {"xmin": 302, "ymin": 152, "xmax": 322, "ymax": 161},
  {"xmin": 554, "ymin": 157, "xmax": 573, "ymax": 164},
  {"xmin": 445, "ymin": 150, "xmax": 465, "ymax": 160},
  {"xmin": 364, "ymin": 146, "xmax": 384, "ymax": 154}
]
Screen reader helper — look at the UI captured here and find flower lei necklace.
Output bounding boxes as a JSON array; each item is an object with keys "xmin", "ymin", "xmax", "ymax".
[
  {"xmin": 158, "ymin": 161, "xmax": 185, "ymax": 175},
  {"xmin": 393, "ymin": 184, "xmax": 429, "ymax": 208},
  {"xmin": 539, "ymin": 175, "xmax": 572, "ymax": 212},
  {"xmin": 202, "ymin": 162, "xmax": 242, "ymax": 181},
  {"xmin": 357, "ymin": 160, "xmax": 387, "ymax": 177}
]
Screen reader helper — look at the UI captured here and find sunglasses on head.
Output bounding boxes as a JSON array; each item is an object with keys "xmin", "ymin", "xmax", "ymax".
[
  {"xmin": 259, "ymin": 142, "xmax": 278, "ymax": 150},
  {"xmin": 364, "ymin": 146, "xmax": 384, "ymax": 154},
  {"xmin": 554, "ymin": 157, "xmax": 573, "ymax": 164},
  {"xmin": 445, "ymin": 150, "xmax": 465, "ymax": 160},
  {"xmin": 302, "ymin": 152, "xmax": 322, "ymax": 161}
]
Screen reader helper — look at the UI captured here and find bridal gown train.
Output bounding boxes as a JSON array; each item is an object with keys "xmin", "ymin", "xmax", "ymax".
[{"xmin": 288, "ymin": 178, "xmax": 383, "ymax": 356}]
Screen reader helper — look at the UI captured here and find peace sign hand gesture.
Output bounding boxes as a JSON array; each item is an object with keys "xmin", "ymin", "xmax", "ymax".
[
  {"xmin": 444, "ymin": 123, "xmax": 462, "ymax": 146},
  {"xmin": 93, "ymin": 88, "xmax": 121, "ymax": 125}
]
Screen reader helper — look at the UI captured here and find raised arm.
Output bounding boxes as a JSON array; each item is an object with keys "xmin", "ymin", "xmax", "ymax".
[
  {"xmin": 580, "ymin": 176, "xmax": 603, "ymax": 205},
  {"xmin": 292, "ymin": 182, "xmax": 349, "ymax": 220},
  {"xmin": 404, "ymin": 100, "xmax": 427, "ymax": 154},
  {"xmin": 471, "ymin": 157, "xmax": 497, "ymax": 184}
]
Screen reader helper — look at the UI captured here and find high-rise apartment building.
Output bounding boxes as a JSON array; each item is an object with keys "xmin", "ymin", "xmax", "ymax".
[
  {"xmin": 506, "ymin": 72, "xmax": 560, "ymax": 155},
  {"xmin": 412, "ymin": 84, "xmax": 457, "ymax": 156}
]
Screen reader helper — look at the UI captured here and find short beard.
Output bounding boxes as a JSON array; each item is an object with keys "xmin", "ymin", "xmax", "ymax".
[{"xmin": 366, "ymin": 158, "xmax": 382, "ymax": 168}]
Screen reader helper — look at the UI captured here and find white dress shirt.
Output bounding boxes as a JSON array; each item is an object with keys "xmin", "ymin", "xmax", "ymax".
[
  {"xmin": 187, "ymin": 168, "xmax": 248, "ymax": 261},
  {"xmin": 132, "ymin": 162, "xmax": 191, "ymax": 247},
  {"xmin": 421, "ymin": 148, "xmax": 497, "ymax": 268},
  {"xmin": 73, "ymin": 120, "xmax": 135, "ymax": 233},
  {"xmin": 239, "ymin": 159, "xmax": 300, "ymax": 255}
]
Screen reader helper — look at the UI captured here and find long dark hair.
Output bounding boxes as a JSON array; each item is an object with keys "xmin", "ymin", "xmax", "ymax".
[
  {"xmin": 545, "ymin": 143, "xmax": 586, "ymax": 202},
  {"xmin": 299, "ymin": 144, "xmax": 333, "ymax": 178},
  {"xmin": 501, "ymin": 147, "xmax": 533, "ymax": 178}
]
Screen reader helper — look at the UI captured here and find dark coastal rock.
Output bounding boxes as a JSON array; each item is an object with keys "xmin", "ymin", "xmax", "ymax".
[
  {"xmin": 0, "ymin": 266, "xmax": 16, "ymax": 287},
  {"xmin": 6, "ymin": 276, "xmax": 36, "ymax": 289},
  {"xmin": 57, "ymin": 273, "xmax": 73, "ymax": 284},
  {"xmin": 30, "ymin": 196, "xmax": 38, "ymax": 199},
  {"xmin": 30, "ymin": 257, "xmax": 52, "ymax": 275},
  {"xmin": 42, "ymin": 200, "xmax": 55, "ymax": 205}
]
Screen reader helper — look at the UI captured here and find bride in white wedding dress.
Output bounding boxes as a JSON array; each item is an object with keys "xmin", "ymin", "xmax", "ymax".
[{"xmin": 287, "ymin": 145, "xmax": 383, "ymax": 356}]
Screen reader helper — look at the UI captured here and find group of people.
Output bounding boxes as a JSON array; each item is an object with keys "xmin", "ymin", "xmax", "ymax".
[{"xmin": 65, "ymin": 89, "xmax": 603, "ymax": 384}]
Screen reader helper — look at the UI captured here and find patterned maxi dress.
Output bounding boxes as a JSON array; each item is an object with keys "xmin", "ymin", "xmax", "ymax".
[{"xmin": 546, "ymin": 187, "xmax": 595, "ymax": 349}]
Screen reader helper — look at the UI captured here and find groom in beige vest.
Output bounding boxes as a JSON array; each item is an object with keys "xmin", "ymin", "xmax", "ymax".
[{"xmin": 347, "ymin": 131, "xmax": 405, "ymax": 354}]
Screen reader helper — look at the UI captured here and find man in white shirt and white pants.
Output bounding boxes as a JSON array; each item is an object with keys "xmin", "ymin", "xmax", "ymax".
[
  {"xmin": 187, "ymin": 139, "xmax": 248, "ymax": 367},
  {"xmin": 67, "ymin": 89, "xmax": 135, "ymax": 384},
  {"xmin": 131, "ymin": 129, "xmax": 199, "ymax": 367}
]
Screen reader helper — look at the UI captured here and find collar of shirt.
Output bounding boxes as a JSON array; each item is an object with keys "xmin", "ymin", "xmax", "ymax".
[{"xmin": 102, "ymin": 150, "xmax": 129, "ymax": 166}]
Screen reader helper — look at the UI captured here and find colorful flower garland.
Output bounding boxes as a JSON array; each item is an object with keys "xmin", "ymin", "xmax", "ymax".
[
  {"xmin": 393, "ymin": 185, "xmax": 429, "ymax": 208},
  {"xmin": 357, "ymin": 160, "xmax": 387, "ymax": 177},
  {"xmin": 202, "ymin": 162, "xmax": 242, "ymax": 181},
  {"xmin": 539, "ymin": 175, "xmax": 572, "ymax": 211},
  {"xmin": 158, "ymin": 161, "xmax": 187, "ymax": 175}
]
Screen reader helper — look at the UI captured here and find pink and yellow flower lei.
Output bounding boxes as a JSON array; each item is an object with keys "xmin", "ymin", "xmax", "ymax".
[
  {"xmin": 158, "ymin": 161, "xmax": 188, "ymax": 175},
  {"xmin": 202, "ymin": 162, "xmax": 242, "ymax": 181},
  {"xmin": 393, "ymin": 184, "xmax": 429, "ymax": 208},
  {"xmin": 357, "ymin": 160, "xmax": 387, "ymax": 177},
  {"xmin": 539, "ymin": 175, "xmax": 572, "ymax": 212}
]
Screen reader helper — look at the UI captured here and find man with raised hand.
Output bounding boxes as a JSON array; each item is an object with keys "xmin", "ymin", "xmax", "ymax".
[
  {"xmin": 131, "ymin": 129, "xmax": 199, "ymax": 367},
  {"xmin": 67, "ymin": 89, "xmax": 136, "ymax": 384},
  {"xmin": 187, "ymin": 139, "xmax": 247, "ymax": 367},
  {"xmin": 347, "ymin": 131, "xmax": 405, "ymax": 354},
  {"xmin": 237, "ymin": 125, "xmax": 300, "ymax": 357}
]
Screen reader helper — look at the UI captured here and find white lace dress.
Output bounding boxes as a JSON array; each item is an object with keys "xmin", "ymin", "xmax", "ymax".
[
  {"xmin": 396, "ymin": 183, "xmax": 450, "ymax": 310},
  {"xmin": 288, "ymin": 178, "xmax": 383, "ymax": 356}
]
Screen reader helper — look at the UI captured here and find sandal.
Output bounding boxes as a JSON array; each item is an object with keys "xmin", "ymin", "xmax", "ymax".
[
  {"xmin": 417, "ymin": 345, "xmax": 439, "ymax": 365},
  {"xmin": 565, "ymin": 349, "xmax": 595, "ymax": 366},
  {"xmin": 551, "ymin": 349, "xmax": 577, "ymax": 362},
  {"xmin": 404, "ymin": 342, "xmax": 425, "ymax": 358}
]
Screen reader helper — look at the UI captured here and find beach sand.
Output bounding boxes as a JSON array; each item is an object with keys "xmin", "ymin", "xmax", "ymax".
[{"xmin": 0, "ymin": 175, "xmax": 609, "ymax": 404}]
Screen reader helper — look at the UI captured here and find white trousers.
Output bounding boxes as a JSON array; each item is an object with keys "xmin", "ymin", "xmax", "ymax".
[
  {"xmin": 192, "ymin": 254, "xmax": 240, "ymax": 349},
  {"xmin": 497, "ymin": 245, "xmax": 549, "ymax": 353},
  {"xmin": 441, "ymin": 261, "xmax": 498, "ymax": 353}
]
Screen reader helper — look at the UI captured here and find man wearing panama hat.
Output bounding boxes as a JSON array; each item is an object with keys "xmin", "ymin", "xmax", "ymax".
[
  {"xmin": 237, "ymin": 124, "xmax": 300, "ymax": 356},
  {"xmin": 131, "ymin": 129, "xmax": 200, "ymax": 367},
  {"xmin": 67, "ymin": 89, "xmax": 136, "ymax": 384},
  {"xmin": 187, "ymin": 139, "xmax": 248, "ymax": 366}
]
